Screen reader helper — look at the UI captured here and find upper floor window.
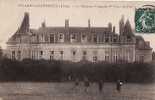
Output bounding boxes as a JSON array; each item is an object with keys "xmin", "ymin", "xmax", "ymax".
[
  {"xmin": 45, "ymin": 35, "xmax": 48, "ymax": 42},
  {"xmin": 105, "ymin": 37, "xmax": 109, "ymax": 43},
  {"xmin": 12, "ymin": 51, "xmax": 15, "ymax": 60},
  {"xmin": 93, "ymin": 35, "xmax": 97, "ymax": 43},
  {"xmin": 82, "ymin": 34, "xmax": 86, "ymax": 39},
  {"xmin": 50, "ymin": 34, "xmax": 54, "ymax": 43},
  {"xmin": 17, "ymin": 51, "xmax": 21, "ymax": 60},
  {"xmin": 105, "ymin": 56, "xmax": 109, "ymax": 62},
  {"xmin": 139, "ymin": 55, "xmax": 144, "ymax": 63},
  {"xmin": 59, "ymin": 34, "xmax": 63, "ymax": 39},
  {"xmin": 72, "ymin": 34, "xmax": 76, "ymax": 39},
  {"xmin": 72, "ymin": 51, "xmax": 76, "ymax": 56},
  {"xmin": 113, "ymin": 38, "xmax": 117, "ymax": 42},
  {"xmin": 50, "ymin": 51, "xmax": 54, "ymax": 55},
  {"xmin": 40, "ymin": 51, "xmax": 43, "ymax": 56},
  {"xmin": 93, "ymin": 56, "xmax": 97, "ymax": 62},
  {"xmin": 60, "ymin": 51, "xmax": 63, "ymax": 55},
  {"xmin": 83, "ymin": 51, "xmax": 87, "ymax": 55}
]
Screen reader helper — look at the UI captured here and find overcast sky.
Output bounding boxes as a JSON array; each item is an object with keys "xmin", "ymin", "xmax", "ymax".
[{"xmin": 0, "ymin": 0, "xmax": 155, "ymax": 50}]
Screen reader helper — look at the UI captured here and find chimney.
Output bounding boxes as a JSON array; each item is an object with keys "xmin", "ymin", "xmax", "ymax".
[
  {"xmin": 65, "ymin": 19, "xmax": 69, "ymax": 28},
  {"xmin": 88, "ymin": 19, "xmax": 91, "ymax": 28},
  {"xmin": 113, "ymin": 26, "xmax": 115, "ymax": 33},
  {"xmin": 41, "ymin": 21, "xmax": 46, "ymax": 28},
  {"xmin": 108, "ymin": 22, "xmax": 112, "ymax": 32}
]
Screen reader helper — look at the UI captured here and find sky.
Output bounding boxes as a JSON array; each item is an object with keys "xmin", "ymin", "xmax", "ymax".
[{"xmin": 0, "ymin": 0, "xmax": 155, "ymax": 50}]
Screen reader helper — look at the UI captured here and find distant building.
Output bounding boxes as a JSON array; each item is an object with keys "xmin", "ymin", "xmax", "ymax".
[{"xmin": 5, "ymin": 12, "xmax": 152, "ymax": 63}]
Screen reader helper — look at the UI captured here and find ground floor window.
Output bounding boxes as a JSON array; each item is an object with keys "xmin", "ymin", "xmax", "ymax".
[
  {"xmin": 105, "ymin": 56, "xmax": 109, "ymax": 62},
  {"xmin": 12, "ymin": 51, "xmax": 15, "ymax": 60},
  {"xmin": 139, "ymin": 55, "xmax": 144, "ymax": 63},
  {"xmin": 93, "ymin": 56, "xmax": 97, "ymax": 62},
  {"xmin": 17, "ymin": 51, "xmax": 21, "ymax": 60}
]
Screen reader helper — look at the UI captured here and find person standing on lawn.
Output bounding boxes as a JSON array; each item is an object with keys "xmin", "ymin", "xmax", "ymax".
[
  {"xmin": 116, "ymin": 80, "xmax": 123, "ymax": 92},
  {"xmin": 98, "ymin": 80, "xmax": 104, "ymax": 93}
]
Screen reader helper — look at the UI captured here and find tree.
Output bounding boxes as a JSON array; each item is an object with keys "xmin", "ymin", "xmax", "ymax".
[{"xmin": 0, "ymin": 46, "xmax": 2, "ymax": 60}]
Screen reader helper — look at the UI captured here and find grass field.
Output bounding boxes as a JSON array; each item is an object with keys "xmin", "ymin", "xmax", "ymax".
[{"xmin": 0, "ymin": 82, "xmax": 154, "ymax": 100}]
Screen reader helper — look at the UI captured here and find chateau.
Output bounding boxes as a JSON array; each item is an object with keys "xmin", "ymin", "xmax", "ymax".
[{"xmin": 5, "ymin": 12, "xmax": 152, "ymax": 63}]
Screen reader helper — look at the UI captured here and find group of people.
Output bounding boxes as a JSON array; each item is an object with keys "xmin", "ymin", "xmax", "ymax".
[{"xmin": 72, "ymin": 77, "xmax": 123, "ymax": 93}]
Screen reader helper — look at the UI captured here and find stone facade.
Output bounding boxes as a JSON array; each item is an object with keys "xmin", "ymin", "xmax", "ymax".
[{"xmin": 5, "ymin": 12, "xmax": 152, "ymax": 63}]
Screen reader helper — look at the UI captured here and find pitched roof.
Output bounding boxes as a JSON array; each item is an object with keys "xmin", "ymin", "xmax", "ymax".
[{"xmin": 30, "ymin": 26, "xmax": 109, "ymax": 34}]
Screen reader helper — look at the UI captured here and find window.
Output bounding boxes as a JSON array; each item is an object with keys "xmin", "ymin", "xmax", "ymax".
[
  {"xmin": 72, "ymin": 34, "xmax": 76, "ymax": 39},
  {"xmin": 12, "ymin": 51, "xmax": 15, "ymax": 60},
  {"xmin": 40, "ymin": 51, "xmax": 43, "ymax": 56},
  {"xmin": 60, "ymin": 51, "xmax": 63, "ymax": 55},
  {"xmin": 82, "ymin": 34, "xmax": 86, "ymax": 39},
  {"xmin": 83, "ymin": 51, "xmax": 87, "ymax": 55},
  {"xmin": 105, "ymin": 56, "xmax": 109, "ymax": 62},
  {"xmin": 51, "ymin": 51, "xmax": 54, "ymax": 55},
  {"xmin": 113, "ymin": 38, "xmax": 117, "ymax": 42},
  {"xmin": 50, "ymin": 34, "xmax": 54, "ymax": 43},
  {"xmin": 60, "ymin": 51, "xmax": 63, "ymax": 60},
  {"xmin": 59, "ymin": 34, "xmax": 63, "ymax": 39},
  {"xmin": 139, "ymin": 56, "xmax": 144, "ymax": 63},
  {"xmin": 50, "ymin": 51, "xmax": 54, "ymax": 61},
  {"xmin": 93, "ymin": 56, "xmax": 97, "ymax": 62},
  {"xmin": 45, "ymin": 35, "xmax": 48, "ymax": 42},
  {"xmin": 73, "ymin": 51, "xmax": 76, "ymax": 56},
  {"xmin": 50, "ymin": 56, "xmax": 54, "ymax": 61},
  {"xmin": 82, "ymin": 51, "xmax": 87, "ymax": 61},
  {"xmin": 17, "ymin": 51, "xmax": 21, "ymax": 60},
  {"xmin": 113, "ymin": 56, "xmax": 118, "ymax": 63},
  {"xmin": 105, "ymin": 38, "xmax": 109, "ymax": 42},
  {"xmin": 127, "ymin": 36, "xmax": 131, "ymax": 42},
  {"xmin": 93, "ymin": 35, "xmax": 97, "ymax": 43}
]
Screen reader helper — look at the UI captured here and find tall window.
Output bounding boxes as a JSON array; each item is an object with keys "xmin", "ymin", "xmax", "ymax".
[
  {"xmin": 12, "ymin": 51, "xmax": 15, "ymax": 60},
  {"xmin": 93, "ymin": 35, "xmax": 97, "ymax": 43},
  {"xmin": 105, "ymin": 37, "xmax": 109, "ymax": 43},
  {"xmin": 40, "ymin": 51, "xmax": 43, "ymax": 59},
  {"xmin": 40, "ymin": 51, "xmax": 43, "ymax": 55},
  {"xmin": 50, "ymin": 51, "xmax": 54, "ymax": 61},
  {"xmin": 60, "ymin": 51, "xmax": 63, "ymax": 60},
  {"xmin": 82, "ymin": 51, "xmax": 87, "ymax": 60},
  {"xmin": 59, "ymin": 34, "xmax": 63, "ymax": 39},
  {"xmin": 50, "ymin": 34, "xmax": 54, "ymax": 43},
  {"xmin": 139, "ymin": 56, "xmax": 144, "ymax": 63},
  {"xmin": 93, "ymin": 56, "xmax": 97, "ymax": 62},
  {"xmin": 45, "ymin": 35, "xmax": 48, "ymax": 42},
  {"xmin": 72, "ymin": 34, "xmax": 76, "ymax": 39},
  {"xmin": 73, "ymin": 51, "xmax": 76, "ymax": 56},
  {"xmin": 83, "ymin": 51, "xmax": 87, "ymax": 55},
  {"xmin": 105, "ymin": 56, "xmax": 109, "ymax": 62},
  {"xmin": 17, "ymin": 51, "xmax": 21, "ymax": 60},
  {"xmin": 82, "ymin": 34, "xmax": 86, "ymax": 40}
]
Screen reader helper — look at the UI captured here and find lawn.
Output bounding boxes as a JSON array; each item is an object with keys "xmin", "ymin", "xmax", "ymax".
[{"xmin": 0, "ymin": 82, "xmax": 154, "ymax": 100}]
